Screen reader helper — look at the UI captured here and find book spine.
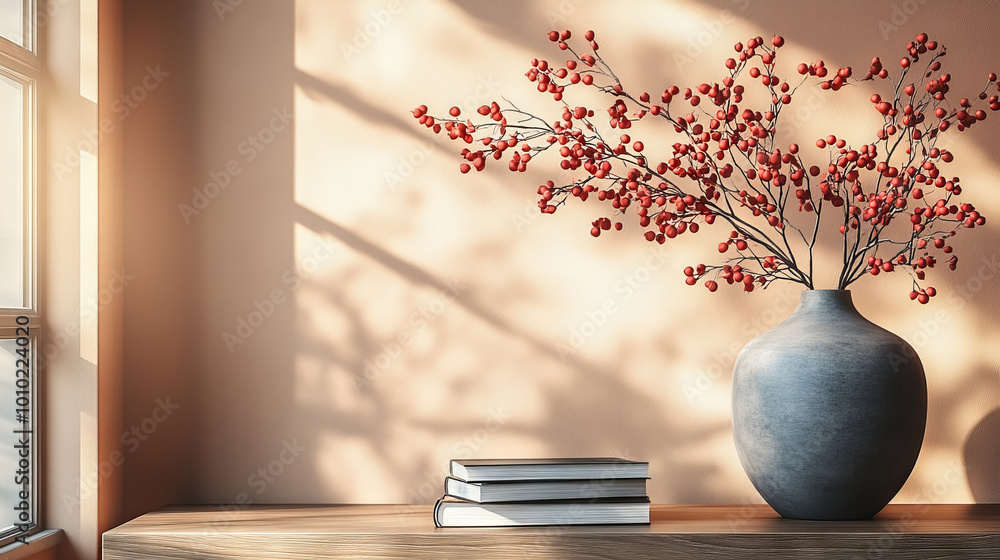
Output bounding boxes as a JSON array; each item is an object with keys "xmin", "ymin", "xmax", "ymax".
[
  {"xmin": 443, "ymin": 477, "xmax": 480, "ymax": 503},
  {"xmin": 432, "ymin": 497, "xmax": 444, "ymax": 528}
]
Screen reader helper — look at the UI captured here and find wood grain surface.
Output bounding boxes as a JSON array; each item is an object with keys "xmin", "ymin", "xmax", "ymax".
[{"xmin": 102, "ymin": 504, "xmax": 1000, "ymax": 559}]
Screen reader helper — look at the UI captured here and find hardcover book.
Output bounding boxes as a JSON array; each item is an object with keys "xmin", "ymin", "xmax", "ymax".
[
  {"xmin": 449, "ymin": 457, "xmax": 649, "ymax": 482},
  {"xmin": 444, "ymin": 476, "xmax": 648, "ymax": 503},
  {"xmin": 433, "ymin": 496, "xmax": 651, "ymax": 527}
]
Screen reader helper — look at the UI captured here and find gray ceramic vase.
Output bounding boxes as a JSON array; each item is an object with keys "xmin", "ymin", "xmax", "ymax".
[{"xmin": 732, "ymin": 289, "xmax": 927, "ymax": 520}]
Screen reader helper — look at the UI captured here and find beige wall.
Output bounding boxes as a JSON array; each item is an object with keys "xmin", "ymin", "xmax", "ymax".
[{"xmin": 122, "ymin": 0, "xmax": 1000, "ymax": 518}]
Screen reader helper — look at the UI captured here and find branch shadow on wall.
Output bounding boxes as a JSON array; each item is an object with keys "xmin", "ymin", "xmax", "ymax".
[{"xmin": 292, "ymin": 200, "xmax": 728, "ymax": 504}]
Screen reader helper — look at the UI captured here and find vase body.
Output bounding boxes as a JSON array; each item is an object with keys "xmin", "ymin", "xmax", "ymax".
[{"xmin": 732, "ymin": 290, "xmax": 927, "ymax": 520}]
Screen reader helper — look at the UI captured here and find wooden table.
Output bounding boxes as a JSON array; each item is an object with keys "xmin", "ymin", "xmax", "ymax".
[{"xmin": 102, "ymin": 504, "xmax": 1000, "ymax": 559}]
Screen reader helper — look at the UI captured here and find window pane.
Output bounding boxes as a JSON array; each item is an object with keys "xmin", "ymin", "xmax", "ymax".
[
  {"xmin": 0, "ymin": 73, "xmax": 23, "ymax": 308},
  {"xmin": 0, "ymin": 0, "xmax": 23, "ymax": 48},
  {"xmin": 0, "ymin": 339, "xmax": 33, "ymax": 532}
]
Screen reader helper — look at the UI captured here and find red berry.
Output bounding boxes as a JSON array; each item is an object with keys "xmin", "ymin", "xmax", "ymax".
[
  {"xmin": 771, "ymin": 35, "xmax": 784, "ymax": 47},
  {"xmin": 705, "ymin": 280, "xmax": 719, "ymax": 292}
]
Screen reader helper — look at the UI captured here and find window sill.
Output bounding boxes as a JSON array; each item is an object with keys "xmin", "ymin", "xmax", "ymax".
[{"xmin": 0, "ymin": 530, "xmax": 63, "ymax": 559}]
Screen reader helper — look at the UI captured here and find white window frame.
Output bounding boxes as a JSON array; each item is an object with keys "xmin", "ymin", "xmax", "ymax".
[{"xmin": 0, "ymin": 0, "xmax": 39, "ymax": 546}]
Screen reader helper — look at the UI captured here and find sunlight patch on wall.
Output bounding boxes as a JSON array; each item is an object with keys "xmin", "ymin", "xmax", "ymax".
[
  {"xmin": 79, "ymin": 412, "xmax": 97, "ymax": 556},
  {"xmin": 897, "ymin": 449, "xmax": 972, "ymax": 503},
  {"xmin": 282, "ymin": 0, "xmax": 1000, "ymax": 505},
  {"xmin": 79, "ymin": 0, "xmax": 97, "ymax": 103},
  {"xmin": 315, "ymin": 434, "xmax": 404, "ymax": 501},
  {"xmin": 80, "ymin": 149, "xmax": 97, "ymax": 365}
]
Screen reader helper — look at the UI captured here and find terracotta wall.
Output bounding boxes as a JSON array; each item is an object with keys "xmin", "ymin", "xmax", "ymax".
[
  {"xmin": 22, "ymin": 548, "xmax": 55, "ymax": 560},
  {"xmin": 122, "ymin": 0, "xmax": 1000, "ymax": 518},
  {"xmin": 121, "ymin": 0, "xmax": 201, "ymax": 518}
]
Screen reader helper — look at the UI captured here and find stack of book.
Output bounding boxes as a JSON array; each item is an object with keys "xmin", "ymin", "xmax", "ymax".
[{"xmin": 433, "ymin": 458, "xmax": 650, "ymax": 527}]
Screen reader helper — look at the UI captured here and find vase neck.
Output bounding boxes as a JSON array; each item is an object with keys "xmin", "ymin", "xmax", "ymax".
[{"xmin": 795, "ymin": 290, "xmax": 858, "ymax": 315}]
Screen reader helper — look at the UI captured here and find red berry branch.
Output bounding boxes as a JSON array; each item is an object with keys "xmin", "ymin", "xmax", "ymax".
[{"xmin": 413, "ymin": 30, "xmax": 997, "ymax": 302}]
